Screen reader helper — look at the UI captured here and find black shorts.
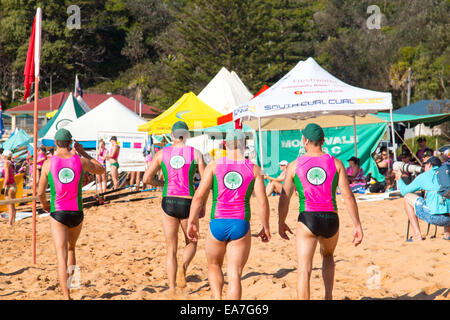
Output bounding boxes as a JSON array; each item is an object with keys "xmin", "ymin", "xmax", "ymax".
[
  {"xmin": 50, "ymin": 211, "xmax": 84, "ymax": 228},
  {"xmin": 298, "ymin": 211, "xmax": 339, "ymax": 239},
  {"xmin": 162, "ymin": 197, "xmax": 192, "ymax": 219}
]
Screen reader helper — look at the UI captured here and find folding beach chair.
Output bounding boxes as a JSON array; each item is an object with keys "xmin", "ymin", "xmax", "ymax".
[{"xmin": 406, "ymin": 220, "xmax": 437, "ymax": 240}]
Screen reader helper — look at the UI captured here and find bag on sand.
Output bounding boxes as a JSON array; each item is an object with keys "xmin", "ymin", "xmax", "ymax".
[{"xmin": 436, "ymin": 163, "xmax": 450, "ymax": 199}]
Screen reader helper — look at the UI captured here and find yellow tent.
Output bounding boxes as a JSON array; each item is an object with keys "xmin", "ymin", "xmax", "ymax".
[
  {"xmin": 46, "ymin": 109, "xmax": 58, "ymax": 118},
  {"xmin": 138, "ymin": 92, "xmax": 223, "ymax": 134}
]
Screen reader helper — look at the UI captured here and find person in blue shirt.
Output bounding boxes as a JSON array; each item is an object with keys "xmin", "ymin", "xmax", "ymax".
[{"xmin": 394, "ymin": 156, "xmax": 450, "ymax": 241}]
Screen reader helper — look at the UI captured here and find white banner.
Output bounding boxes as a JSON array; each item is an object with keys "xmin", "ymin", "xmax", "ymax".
[{"xmin": 97, "ymin": 131, "xmax": 148, "ymax": 172}]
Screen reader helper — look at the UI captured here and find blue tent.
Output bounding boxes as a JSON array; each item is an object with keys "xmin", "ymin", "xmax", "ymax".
[
  {"xmin": 1, "ymin": 128, "xmax": 30, "ymax": 152},
  {"xmin": 394, "ymin": 99, "xmax": 449, "ymax": 115}
]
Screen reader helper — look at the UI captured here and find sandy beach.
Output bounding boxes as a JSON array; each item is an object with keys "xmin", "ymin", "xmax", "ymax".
[{"xmin": 0, "ymin": 190, "xmax": 448, "ymax": 300}]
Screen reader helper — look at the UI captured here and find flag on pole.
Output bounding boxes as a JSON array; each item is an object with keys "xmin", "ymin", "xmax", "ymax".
[
  {"xmin": 23, "ymin": 8, "xmax": 42, "ymax": 101},
  {"xmin": 0, "ymin": 100, "xmax": 4, "ymax": 139},
  {"xmin": 75, "ymin": 74, "xmax": 83, "ymax": 97}
]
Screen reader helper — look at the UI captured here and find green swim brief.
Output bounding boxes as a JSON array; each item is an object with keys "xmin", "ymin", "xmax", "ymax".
[{"xmin": 111, "ymin": 162, "xmax": 119, "ymax": 169}]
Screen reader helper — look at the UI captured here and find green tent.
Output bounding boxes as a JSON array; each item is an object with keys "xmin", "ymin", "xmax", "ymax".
[
  {"xmin": 39, "ymin": 93, "xmax": 87, "ymax": 146},
  {"xmin": 373, "ymin": 112, "xmax": 450, "ymax": 127}
]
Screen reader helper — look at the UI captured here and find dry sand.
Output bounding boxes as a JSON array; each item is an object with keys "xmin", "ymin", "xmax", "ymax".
[{"xmin": 0, "ymin": 190, "xmax": 448, "ymax": 300}]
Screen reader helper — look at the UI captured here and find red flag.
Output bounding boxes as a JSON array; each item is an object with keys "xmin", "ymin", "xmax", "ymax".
[
  {"xmin": 23, "ymin": 8, "xmax": 41, "ymax": 101},
  {"xmin": 23, "ymin": 16, "xmax": 37, "ymax": 101}
]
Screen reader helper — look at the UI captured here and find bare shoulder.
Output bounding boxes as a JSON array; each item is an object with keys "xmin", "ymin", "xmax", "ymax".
[
  {"xmin": 206, "ymin": 160, "xmax": 216, "ymax": 172},
  {"xmin": 334, "ymin": 157, "xmax": 345, "ymax": 169},
  {"xmin": 253, "ymin": 164, "xmax": 263, "ymax": 176}
]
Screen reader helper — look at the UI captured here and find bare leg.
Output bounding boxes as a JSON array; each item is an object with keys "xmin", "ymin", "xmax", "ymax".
[
  {"xmin": 444, "ymin": 226, "xmax": 450, "ymax": 239},
  {"xmin": 111, "ymin": 165, "xmax": 119, "ymax": 189},
  {"xmin": 136, "ymin": 171, "xmax": 142, "ymax": 191},
  {"xmin": 161, "ymin": 212, "xmax": 180, "ymax": 293},
  {"xmin": 226, "ymin": 231, "xmax": 251, "ymax": 300},
  {"xmin": 265, "ymin": 182, "xmax": 274, "ymax": 196},
  {"xmin": 273, "ymin": 181, "xmax": 283, "ymax": 194},
  {"xmin": 67, "ymin": 222, "xmax": 83, "ymax": 270},
  {"xmin": 177, "ymin": 218, "xmax": 198, "ymax": 288},
  {"xmin": 50, "ymin": 218, "xmax": 71, "ymax": 300},
  {"xmin": 102, "ymin": 173, "xmax": 107, "ymax": 193},
  {"xmin": 205, "ymin": 229, "xmax": 226, "ymax": 300},
  {"xmin": 129, "ymin": 172, "xmax": 136, "ymax": 188},
  {"xmin": 318, "ymin": 231, "xmax": 339, "ymax": 300},
  {"xmin": 296, "ymin": 222, "xmax": 318, "ymax": 300},
  {"xmin": 6, "ymin": 188, "xmax": 16, "ymax": 227},
  {"xmin": 404, "ymin": 194, "xmax": 422, "ymax": 241}
]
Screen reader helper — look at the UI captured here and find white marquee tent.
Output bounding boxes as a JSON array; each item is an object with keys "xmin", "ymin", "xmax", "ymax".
[
  {"xmin": 198, "ymin": 67, "xmax": 253, "ymax": 115},
  {"xmin": 231, "ymin": 57, "xmax": 394, "ymax": 168},
  {"xmin": 64, "ymin": 97, "xmax": 147, "ymax": 148}
]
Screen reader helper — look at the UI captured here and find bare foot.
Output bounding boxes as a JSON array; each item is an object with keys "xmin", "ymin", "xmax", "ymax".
[{"xmin": 177, "ymin": 266, "xmax": 186, "ymax": 288}]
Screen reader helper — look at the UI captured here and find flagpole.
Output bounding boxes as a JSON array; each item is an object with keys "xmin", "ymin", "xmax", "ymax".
[
  {"xmin": 32, "ymin": 7, "xmax": 42, "ymax": 265},
  {"xmin": 32, "ymin": 77, "xmax": 39, "ymax": 264}
]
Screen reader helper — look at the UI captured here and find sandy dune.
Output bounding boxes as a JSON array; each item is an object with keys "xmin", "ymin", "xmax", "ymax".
[{"xmin": 0, "ymin": 190, "xmax": 448, "ymax": 300}]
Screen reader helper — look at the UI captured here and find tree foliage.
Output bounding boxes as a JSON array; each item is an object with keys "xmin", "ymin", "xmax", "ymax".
[{"xmin": 0, "ymin": 0, "xmax": 448, "ymax": 110}]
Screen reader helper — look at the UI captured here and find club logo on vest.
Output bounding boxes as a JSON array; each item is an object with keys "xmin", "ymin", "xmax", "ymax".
[
  {"xmin": 170, "ymin": 155, "xmax": 185, "ymax": 169},
  {"xmin": 58, "ymin": 167, "xmax": 75, "ymax": 184},
  {"xmin": 306, "ymin": 167, "xmax": 327, "ymax": 186},
  {"xmin": 223, "ymin": 171, "xmax": 243, "ymax": 190}
]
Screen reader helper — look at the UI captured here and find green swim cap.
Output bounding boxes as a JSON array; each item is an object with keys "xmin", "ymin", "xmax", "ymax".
[
  {"xmin": 172, "ymin": 121, "xmax": 189, "ymax": 132},
  {"xmin": 302, "ymin": 123, "xmax": 324, "ymax": 141},
  {"xmin": 225, "ymin": 129, "xmax": 246, "ymax": 142},
  {"xmin": 54, "ymin": 128, "xmax": 72, "ymax": 141}
]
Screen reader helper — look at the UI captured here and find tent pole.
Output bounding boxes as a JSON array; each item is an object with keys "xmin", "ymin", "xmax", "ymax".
[
  {"xmin": 258, "ymin": 117, "xmax": 264, "ymax": 173},
  {"xmin": 353, "ymin": 114, "xmax": 358, "ymax": 157},
  {"xmin": 389, "ymin": 108, "xmax": 397, "ymax": 161}
]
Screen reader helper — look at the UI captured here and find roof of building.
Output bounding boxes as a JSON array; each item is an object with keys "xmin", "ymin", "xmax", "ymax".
[{"xmin": 5, "ymin": 92, "xmax": 161, "ymax": 116}]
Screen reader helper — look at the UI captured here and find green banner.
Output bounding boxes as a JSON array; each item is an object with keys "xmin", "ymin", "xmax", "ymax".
[{"xmin": 256, "ymin": 122, "xmax": 387, "ymax": 182}]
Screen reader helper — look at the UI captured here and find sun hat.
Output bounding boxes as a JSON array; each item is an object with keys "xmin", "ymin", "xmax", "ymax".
[
  {"xmin": 2, "ymin": 150, "xmax": 12, "ymax": 157},
  {"xmin": 279, "ymin": 160, "xmax": 288, "ymax": 166}
]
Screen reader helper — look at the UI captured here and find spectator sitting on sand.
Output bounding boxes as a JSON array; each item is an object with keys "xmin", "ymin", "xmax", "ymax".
[
  {"xmin": 264, "ymin": 160, "xmax": 288, "ymax": 196},
  {"xmin": 394, "ymin": 156, "xmax": 450, "ymax": 242}
]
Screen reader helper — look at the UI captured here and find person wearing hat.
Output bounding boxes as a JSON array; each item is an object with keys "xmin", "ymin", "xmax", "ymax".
[
  {"xmin": 421, "ymin": 149, "xmax": 433, "ymax": 165},
  {"xmin": 264, "ymin": 160, "xmax": 288, "ymax": 196},
  {"xmin": 415, "ymin": 137, "xmax": 433, "ymax": 164},
  {"xmin": 187, "ymin": 129, "xmax": 270, "ymax": 300},
  {"xmin": 142, "ymin": 120, "xmax": 205, "ymax": 293},
  {"xmin": 278, "ymin": 123, "xmax": 363, "ymax": 300},
  {"xmin": 346, "ymin": 156, "xmax": 366, "ymax": 190},
  {"xmin": 2, "ymin": 149, "xmax": 17, "ymax": 227},
  {"xmin": 394, "ymin": 156, "xmax": 450, "ymax": 242},
  {"xmin": 38, "ymin": 128, "xmax": 105, "ymax": 300},
  {"xmin": 106, "ymin": 136, "xmax": 120, "ymax": 189}
]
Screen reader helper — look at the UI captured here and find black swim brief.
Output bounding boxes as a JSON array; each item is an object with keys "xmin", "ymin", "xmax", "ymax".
[
  {"xmin": 298, "ymin": 211, "xmax": 339, "ymax": 239},
  {"xmin": 50, "ymin": 211, "xmax": 84, "ymax": 228},
  {"xmin": 162, "ymin": 197, "xmax": 192, "ymax": 219}
]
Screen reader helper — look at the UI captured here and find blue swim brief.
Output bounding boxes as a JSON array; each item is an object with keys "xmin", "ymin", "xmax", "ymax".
[
  {"xmin": 210, "ymin": 219, "xmax": 250, "ymax": 242},
  {"xmin": 414, "ymin": 197, "xmax": 450, "ymax": 227}
]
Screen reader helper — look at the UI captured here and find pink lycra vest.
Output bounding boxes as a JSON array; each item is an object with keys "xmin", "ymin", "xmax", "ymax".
[
  {"xmin": 97, "ymin": 147, "xmax": 107, "ymax": 165},
  {"xmin": 161, "ymin": 145, "xmax": 196, "ymax": 197},
  {"xmin": 295, "ymin": 154, "xmax": 338, "ymax": 212},
  {"xmin": 48, "ymin": 154, "xmax": 84, "ymax": 212},
  {"xmin": 211, "ymin": 157, "xmax": 255, "ymax": 221},
  {"xmin": 3, "ymin": 161, "xmax": 15, "ymax": 185}
]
